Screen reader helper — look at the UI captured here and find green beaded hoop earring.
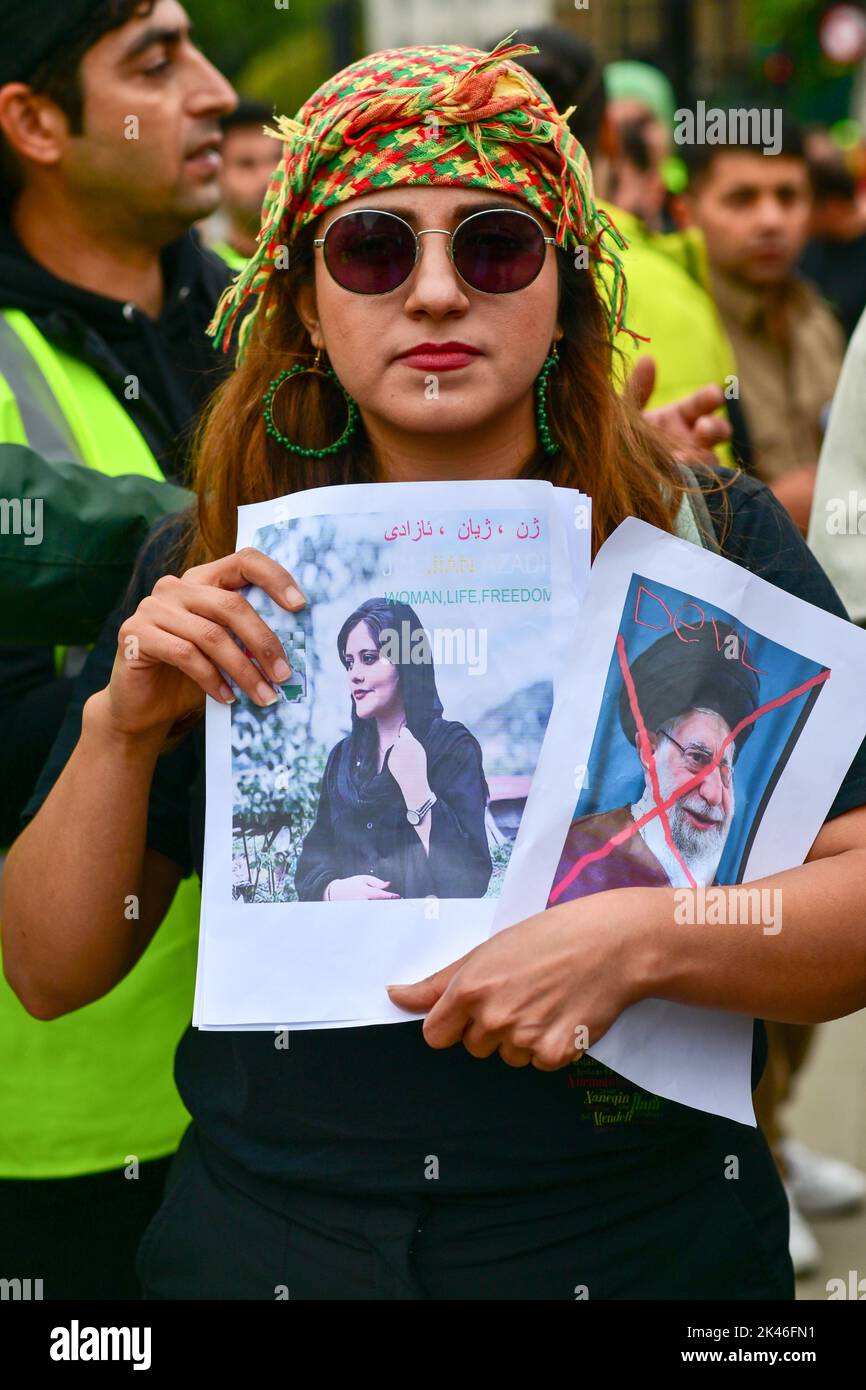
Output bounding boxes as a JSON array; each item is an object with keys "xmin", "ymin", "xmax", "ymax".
[
  {"xmin": 535, "ymin": 343, "xmax": 561, "ymax": 457},
  {"xmin": 263, "ymin": 349, "xmax": 359, "ymax": 458}
]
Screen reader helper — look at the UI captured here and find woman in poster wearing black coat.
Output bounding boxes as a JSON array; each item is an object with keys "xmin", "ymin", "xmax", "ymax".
[{"xmin": 295, "ymin": 597, "xmax": 492, "ymax": 901}]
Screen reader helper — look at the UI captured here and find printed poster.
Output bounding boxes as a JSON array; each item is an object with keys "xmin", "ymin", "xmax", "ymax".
[{"xmin": 195, "ymin": 479, "xmax": 587, "ymax": 1027}]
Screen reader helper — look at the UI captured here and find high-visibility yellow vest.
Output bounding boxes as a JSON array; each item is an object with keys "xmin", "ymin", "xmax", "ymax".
[
  {"xmin": 597, "ymin": 204, "xmax": 738, "ymax": 471},
  {"xmin": 0, "ymin": 309, "xmax": 166, "ymax": 674},
  {"xmin": 208, "ymin": 239, "xmax": 248, "ymax": 272},
  {"xmin": 0, "ymin": 308, "xmax": 200, "ymax": 1177}
]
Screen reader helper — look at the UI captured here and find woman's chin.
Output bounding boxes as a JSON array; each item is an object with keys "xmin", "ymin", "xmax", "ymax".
[{"xmin": 374, "ymin": 399, "xmax": 503, "ymax": 438}]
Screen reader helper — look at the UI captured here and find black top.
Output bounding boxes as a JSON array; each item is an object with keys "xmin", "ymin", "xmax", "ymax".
[
  {"xmin": 295, "ymin": 728, "xmax": 492, "ymax": 901},
  {"xmin": 22, "ymin": 473, "xmax": 866, "ymax": 1203},
  {"xmin": 801, "ymin": 233, "xmax": 866, "ymax": 343},
  {"xmin": 0, "ymin": 218, "xmax": 233, "ymax": 482}
]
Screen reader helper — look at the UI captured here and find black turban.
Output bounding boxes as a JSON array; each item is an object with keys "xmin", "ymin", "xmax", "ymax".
[
  {"xmin": 0, "ymin": 2, "xmax": 129, "ymax": 86},
  {"xmin": 618, "ymin": 621, "xmax": 761, "ymax": 758}
]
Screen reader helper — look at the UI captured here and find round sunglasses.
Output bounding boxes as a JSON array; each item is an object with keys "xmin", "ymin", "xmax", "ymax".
[{"xmin": 312, "ymin": 206, "xmax": 558, "ymax": 296}]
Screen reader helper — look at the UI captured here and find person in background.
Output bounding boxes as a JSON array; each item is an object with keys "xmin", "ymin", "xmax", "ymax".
[
  {"xmin": 604, "ymin": 59, "xmax": 677, "ymax": 232},
  {"xmin": 683, "ymin": 120, "xmax": 844, "ymax": 535},
  {"xmin": 513, "ymin": 30, "xmax": 863, "ymax": 1278},
  {"xmin": 510, "ymin": 25, "xmax": 738, "ymax": 436},
  {"xmin": 206, "ymin": 97, "xmax": 277, "ymax": 271},
  {"xmin": 684, "ymin": 122, "xmax": 864, "ymax": 1273},
  {"xmin": 808, "ymin": 301, "xmax": 866, "ymax": 629},
  {"xmin": 0, "ymin": 0, "xmax": 236, "ymax": 1299},
  {"xmin": 800, "ymin": 148, "xmax": 866, "ymax": 342},
  {"xmin": 604, "ymin": 58, "xmax": 677, "ymax": 133},
  {"xmin": 607, "ymin": 112, "xmax": 669, "ymax": 231}
]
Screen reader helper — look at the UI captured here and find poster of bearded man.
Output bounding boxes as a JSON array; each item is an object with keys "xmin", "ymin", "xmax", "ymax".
[
  {"xmin": 551, "ymin": 616, "xmax": 772, "ymax": 902},
  {"xmin": 493, "ymin": 518, "xmax": 866, "ymax": 1124}
]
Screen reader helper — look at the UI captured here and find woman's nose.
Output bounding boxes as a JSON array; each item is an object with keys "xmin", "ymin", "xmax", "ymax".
[{"xmin": 403, "ymin": 232, "xmax": 470, "ymax": 313}]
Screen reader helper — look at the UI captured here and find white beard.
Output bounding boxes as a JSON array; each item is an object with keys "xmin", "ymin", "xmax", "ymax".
[{"xmin": 631, "ymin": 783, "xmax": 731, "ymax": 888}]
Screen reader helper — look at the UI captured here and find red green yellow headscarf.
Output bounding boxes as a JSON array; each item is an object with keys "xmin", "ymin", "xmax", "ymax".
[{"xmin": 207, "ymin": 31, "xmax": 634, "ymax": 362}]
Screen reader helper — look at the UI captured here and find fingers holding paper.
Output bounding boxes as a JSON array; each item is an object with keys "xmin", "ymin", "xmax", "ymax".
[
  {"xmin": 387, "ymin": 899, "xmax": 633, "ymax": 1071},
  {"xmin": 107, "ymin": 546, "xmax": 306, "ymax": 738},
  {"xmin": 387, "ymin": 951, "xmax": 469, "ymax": 1014}
]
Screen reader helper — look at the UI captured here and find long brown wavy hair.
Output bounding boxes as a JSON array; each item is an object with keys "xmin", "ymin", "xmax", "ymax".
[{"xmin": 178, "ymin": 217, "xmax": 723, "ymax": 572}]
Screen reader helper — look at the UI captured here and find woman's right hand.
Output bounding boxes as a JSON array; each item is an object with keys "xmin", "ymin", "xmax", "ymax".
[
  {"xmin": 326, "ymin": 876, "xmax": 401, "ymax": 901},
  {"xmin": 104, "ymin": 548, "xmax": 306, "ymax": 738}
]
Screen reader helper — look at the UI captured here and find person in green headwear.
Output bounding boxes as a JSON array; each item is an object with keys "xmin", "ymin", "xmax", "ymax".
[
  {"xmin": 605, "ymin": 59, "xmax": 677, "ymax": 130},
  {"xmin": 510, "ymin": 26, "xmax": 738, "ymax": 433},
  {"xmin": 605, "ymin": 60, "xmax": 678, "ymax": 233}
]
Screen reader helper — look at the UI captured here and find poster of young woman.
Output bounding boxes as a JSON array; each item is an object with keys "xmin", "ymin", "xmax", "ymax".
[
  {"xmin": 493, "ymin": 517, "xmax": 866, "ymax": 1124},
  {"xmin": 195, "ymin": 478, "xmax": 586, "ymax": 1027}
]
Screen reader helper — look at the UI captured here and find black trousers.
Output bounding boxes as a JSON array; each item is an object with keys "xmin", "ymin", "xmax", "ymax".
[
  {"xmin": 137, "ymin": 1124, "xmax": 794, "ymax": 1300},
  {"xmin": 0, "ymin": 1155, "xmax": 173, "ymax": 1300}
]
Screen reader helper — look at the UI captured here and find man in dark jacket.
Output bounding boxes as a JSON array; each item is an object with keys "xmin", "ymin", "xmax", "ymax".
[
  {"xmin": 0, "ymin": 0, "xmax": 236, "ymax": 1299},
  {"xmin": 0, "ymin": 0, "xmax": 236, "ymax": 841}
]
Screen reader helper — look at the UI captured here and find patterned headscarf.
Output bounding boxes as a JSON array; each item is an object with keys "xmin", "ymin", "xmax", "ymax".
[{"xmin": 207, "ymin": 31, "xmax": 634, "ymax": 362}]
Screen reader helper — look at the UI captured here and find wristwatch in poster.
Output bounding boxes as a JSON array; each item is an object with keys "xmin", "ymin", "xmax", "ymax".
[{"xmin": 406, "ymin": 794, "xmax": 437, "ymax": 826}]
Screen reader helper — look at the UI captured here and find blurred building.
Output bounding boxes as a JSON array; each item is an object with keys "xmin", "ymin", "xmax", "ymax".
[
  {"xmin": 575, "ymin": 0, "xmax": 751, "ymax": 104},
  {"xmin": 360, "ymin": 0, "xmax": 752, "ymax": 106},
  {"xmin": 363, "ymin": 0, "xmax": 554, "ymax": 50}
]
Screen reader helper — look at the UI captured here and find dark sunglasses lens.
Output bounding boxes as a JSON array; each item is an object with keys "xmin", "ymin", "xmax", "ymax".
[
  {"xmin": 453, "ymin": 210, "xmax": 547, "ymax": 292},
  {"xmin": 324, "ymin": 211, "xmax": 416, "ymax": 293}
]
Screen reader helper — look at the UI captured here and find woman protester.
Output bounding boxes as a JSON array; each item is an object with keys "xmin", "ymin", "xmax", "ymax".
[
  {"xmin": 4, "ymin": 35, "xmax": 866, "ymax": 1300},
  {"xmin": 294, "ymin": 597, "xmax": 491, "ymax": 903}
]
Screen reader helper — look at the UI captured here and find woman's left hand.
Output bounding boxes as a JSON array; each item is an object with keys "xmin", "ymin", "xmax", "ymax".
[
  {"xmin": 387, "ymin": 893, "xmax": 645, "ymax": 1070},
  {"xmin": 387, "ymin": 726, "xmax": 431, "ymax": 807}
]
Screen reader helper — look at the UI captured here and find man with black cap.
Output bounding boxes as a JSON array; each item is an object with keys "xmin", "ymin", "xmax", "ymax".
[
  {"xmin": 0, "ymin": 0, "xmax": 236, "ymax": 1298},
  {"xmin": 550, "ymin": 623, "xmax": 759, "ymax": 902}
]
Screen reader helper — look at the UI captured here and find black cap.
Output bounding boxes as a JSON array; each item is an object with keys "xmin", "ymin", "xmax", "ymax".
[{"xmin": 619, "ymin": 622, "xmax": 761, "ymax": 757}]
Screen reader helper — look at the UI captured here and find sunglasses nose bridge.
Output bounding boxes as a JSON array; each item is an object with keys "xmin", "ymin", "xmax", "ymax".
[{"xmin": 413, "ymin": 226, "xmax": 456, "ymax": 271}]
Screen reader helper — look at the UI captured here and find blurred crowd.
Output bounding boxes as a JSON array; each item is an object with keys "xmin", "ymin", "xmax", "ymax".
[
  {"xmin": 0, "ymin": 4, "xmax": 865, "ymax": 1298},
  {"xmin": 491, "ymin": 29, "xmax": 866, "ymax": 1280},
  {"xmin": 202, "ymin": 28, "xmax": 866, "ymax": 542}
]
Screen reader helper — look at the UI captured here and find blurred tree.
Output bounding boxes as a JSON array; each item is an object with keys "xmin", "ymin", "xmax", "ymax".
[
  {"xmin": 186, "ymin": 0, "xmax": 362, "ymax": 112},
  {"xmin": 751, "ymin": 0, "xmax": 819, "ymax": 41},
  {"xmin": 239, "ymin": 25, "xmax": 332, "ymax": 116},
  {"xmin": 747, "ymin": 0, "xmax": 865, "ymax": 123}
]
